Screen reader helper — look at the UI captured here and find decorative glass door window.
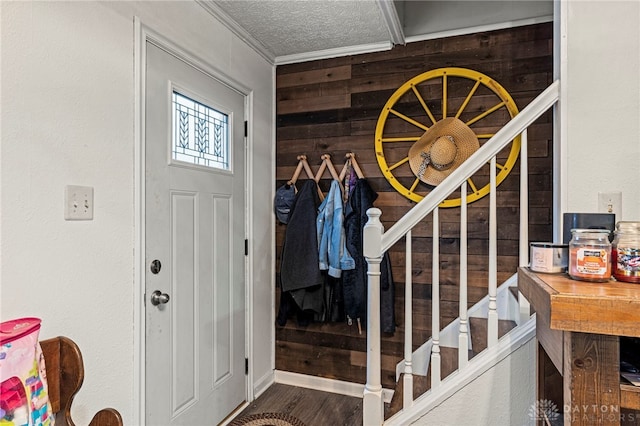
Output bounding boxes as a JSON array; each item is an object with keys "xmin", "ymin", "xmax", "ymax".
[{"xmin": 172, "ymin": 91, "xmax": 230, "ymax": 170}]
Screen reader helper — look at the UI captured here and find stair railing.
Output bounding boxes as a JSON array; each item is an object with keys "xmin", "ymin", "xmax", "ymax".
[{"xmin": 362, "ymin": 80, "xmax": 560, "ymax": 425}]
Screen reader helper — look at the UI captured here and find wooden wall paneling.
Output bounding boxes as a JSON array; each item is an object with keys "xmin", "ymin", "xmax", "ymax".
[
  {"xmin": 276, "ymin": 57, "xmax": 353, "ymax": 76},
  {"xmin": 277, "ymin": 94, "xmax": 351, "ymax": 115},
  {"xmin": 275, "ymin": 23, "xmax": 553, "ymax": 386},
  {"xmin": 278, "ymin": 80, "xmax": 351, "ymax": 102},
  {"xmin": 277, "ymin": 121, "xmax": 351, "ymax": 140},
  {"xmin": 276, "ymin": 65, "xmax": 352, "ymax": 88}
]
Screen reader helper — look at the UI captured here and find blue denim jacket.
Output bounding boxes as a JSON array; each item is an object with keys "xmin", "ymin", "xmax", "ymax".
[{"xmin": 317, "ymin": 180, "xmax": 355, "ymax": 277}]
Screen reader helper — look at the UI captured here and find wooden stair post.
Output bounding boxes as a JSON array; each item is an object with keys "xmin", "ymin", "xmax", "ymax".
[{"xmin": 363, "ymin": 208, "xmax": 384, "ymax": 426}]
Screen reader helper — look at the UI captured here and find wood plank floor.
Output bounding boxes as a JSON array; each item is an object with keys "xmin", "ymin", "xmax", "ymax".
[{"xmin": 233, "ymin": 383, "xmax": 363, "ymax": 426}]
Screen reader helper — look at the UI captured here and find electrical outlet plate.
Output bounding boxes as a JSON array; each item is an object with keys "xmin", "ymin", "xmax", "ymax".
[
  {"xmin": 598, "ymin": 191, "xmax": 622, "ymax": 216},
  {"xmin": 64, "ymin": 185, "xmax": 94, "ymax": 220}
]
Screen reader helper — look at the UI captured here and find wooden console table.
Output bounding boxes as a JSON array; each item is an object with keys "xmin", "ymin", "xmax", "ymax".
[{"xmin": 518, "ymin": 267, "xmax": 640, "ymax": 425}]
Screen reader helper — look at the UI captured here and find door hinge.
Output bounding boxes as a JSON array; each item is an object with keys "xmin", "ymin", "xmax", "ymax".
[
  {"xmin": 244, "ymin": 239, "xmax": 248, "ymax": 256},
  {"xmin": 244, "ymin": 121, "xmax": 248, "ymax": 137},
  {"xmin": 245, "ymin": 358, "xmax": 249, "ymax": 375}
]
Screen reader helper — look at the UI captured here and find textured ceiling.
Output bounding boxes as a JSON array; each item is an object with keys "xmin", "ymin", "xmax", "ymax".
[
  {"xmin": 206, "ymin": 0, "xmax": 554, "ymax": 64},
  {"xmin": 211, "ymin": 0, "xmax": 392, "ymax": 57}
]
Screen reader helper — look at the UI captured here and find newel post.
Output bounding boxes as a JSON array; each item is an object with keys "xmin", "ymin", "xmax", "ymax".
[{"xmin": 363, "ymin": 207, "xmax": 384, "ymax": 425}]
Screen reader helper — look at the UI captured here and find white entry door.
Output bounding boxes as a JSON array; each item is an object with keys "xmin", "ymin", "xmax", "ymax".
[{"xmin": 145, "ymin": 41, "xmax": 246, "ymax": 426}]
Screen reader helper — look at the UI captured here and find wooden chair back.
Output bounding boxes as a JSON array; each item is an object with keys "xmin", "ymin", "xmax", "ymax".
[{"xmin": 40, "ymin": 336, "xmax": 122, "ymax": 426}]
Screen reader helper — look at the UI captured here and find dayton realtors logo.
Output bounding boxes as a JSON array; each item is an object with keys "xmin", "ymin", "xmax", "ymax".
[{"xmin": 528, "ymin": 400, "xmax": 629, "ymax": 423}]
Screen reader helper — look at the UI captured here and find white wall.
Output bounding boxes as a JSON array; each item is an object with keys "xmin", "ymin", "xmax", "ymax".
[
  {"xmin": 403, "ymin": 1, "xmax": 553, "ymax": 41},
  {"xmin": 411, "ymin": 338, "xmax": 537, "ymax": 426},
  {"xmin": 0, "ymin": 2, "xmax": 274, "ymax": 424},
  {"xmin": 563, "ymin": 0, "xmax": 640, "ymax": 221}
]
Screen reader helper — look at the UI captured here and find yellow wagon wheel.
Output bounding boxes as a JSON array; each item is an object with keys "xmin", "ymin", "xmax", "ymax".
[{"xmin": 374, "ymin": 67, "xmax": 520, "ymax": 207}]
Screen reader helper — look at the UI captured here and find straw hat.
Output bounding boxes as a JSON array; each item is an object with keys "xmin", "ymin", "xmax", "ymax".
[{"xmin": 408, "ymin": 117, "xmax": 479, "ymax": 186}]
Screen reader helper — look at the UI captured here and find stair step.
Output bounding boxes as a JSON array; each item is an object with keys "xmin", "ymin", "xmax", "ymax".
[
  {"xmin": 469, "ymin": 317, "xmax": 518, "ymax": 354},
  {"xmin": 508, "ymin": 285, "xmax": 536, "ymax": 315},
  {"xmin": 386, "ymin": 282, "xmax": 527, "ymax": 419},
  {"xmin": 386, "ymin": 316, "xmax": 520, "ymax": 419},
  {"xmin": 508, "ymin": 285, "xmax": 519, "ymax": 300},
  {"xmin": 385, "ymin": 346, "xmax": 467, "ymax": 419}
]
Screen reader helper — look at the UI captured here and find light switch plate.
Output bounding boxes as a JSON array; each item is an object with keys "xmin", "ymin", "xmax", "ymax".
[
  {"xmin": 64, "ymin": 185, "xmax": 94, "ymax": 220},
  {"xmin": 597, "ymin": 191, "xmax": 622, "ymax": 216}
]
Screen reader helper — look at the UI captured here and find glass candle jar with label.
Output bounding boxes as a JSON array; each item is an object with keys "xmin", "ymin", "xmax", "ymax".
[
  {"xmin": 568, "ymin": 229, "xmax": 612, "ymax": 282},
  {"xmin": 612, "ymin": 221, "xmax": 640, "ymax": 283}
]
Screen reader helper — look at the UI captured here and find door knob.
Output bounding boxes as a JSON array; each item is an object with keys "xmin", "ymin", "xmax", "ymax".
[{"xmin": 150, "ymin": 290, "xmax": 170, "ymax": 306}]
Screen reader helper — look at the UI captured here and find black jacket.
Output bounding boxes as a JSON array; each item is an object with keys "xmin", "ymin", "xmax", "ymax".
[
  {"xmin": 343, "ymin": 179, "xmax": 395, "ymax": 334},
  {"xmin": 279, "ymin": 180, "xmax": 324, "ymax": 314}
]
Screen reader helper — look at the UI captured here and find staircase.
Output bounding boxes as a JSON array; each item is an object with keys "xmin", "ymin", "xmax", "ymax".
[
  {"xmin": 385, "ymin": 277, "xmax": 535, "ymax": 423},
  {"xmin": 362, "ymin": 81, "xmax": 560, "ymax": 424}
]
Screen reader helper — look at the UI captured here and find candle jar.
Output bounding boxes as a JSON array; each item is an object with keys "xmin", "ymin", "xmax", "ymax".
[
  {"xmin": 612, "ymin": 221, "xmax": 640, "ymax": 283},
  {"xmin": 568, "ymin": 229, "xmax": 611, "ymax": 282}
]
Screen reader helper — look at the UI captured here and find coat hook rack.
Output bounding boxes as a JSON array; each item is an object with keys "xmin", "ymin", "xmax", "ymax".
[
  {"xmin": 286, "ymin": 152, "xmax": 365, "ymax": 201},
  {"xmin": 344, "ymin": 152, "xmax": 364, "ymax": 179}
]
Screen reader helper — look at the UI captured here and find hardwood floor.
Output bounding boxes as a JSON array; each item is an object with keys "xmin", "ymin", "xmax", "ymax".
[
  {"xmin": 245, "ymin": 317, "xmax": 520, "ymax": 424},
  {"xmin": 234, "ymin": 383, "xmax": 363, "ymax": 426}
]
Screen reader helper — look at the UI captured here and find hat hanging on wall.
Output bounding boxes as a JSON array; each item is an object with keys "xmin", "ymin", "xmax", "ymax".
[
  {"xmin": 274, "ymin": 184, "xmax": 296, "ymax": 224},
  {"xmin": 408, "ymin": 117, "xmax": 480, "ymax": 186}
]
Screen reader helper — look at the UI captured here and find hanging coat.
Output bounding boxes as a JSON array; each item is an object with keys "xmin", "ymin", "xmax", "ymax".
[
  {"xmin": 343, "ymin": 178, "xmax": 395, "ymax": 334},
  {"xmin": 317, "ymin": 180, "xmax": 355, "ymax": 278},
  {"xmin": 279, "ymin": 180, "xmax": 325, "ymax": 315}
]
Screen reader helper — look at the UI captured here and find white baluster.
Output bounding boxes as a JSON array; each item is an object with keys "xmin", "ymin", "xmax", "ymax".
[
  {"xmin": 431, "ymin": 208, "xmax": 441, "ymax": 389},
  {"xmin": 363, "ymin": 208, "xmax": 384, "ymax": 426},
  {"xmin": 488, "ymin": 156, "xmax": 498, "ymax": 348},
  {"xmin": 458, "ymin": 182, "xmax": 469, "ymax": 369},
  {"xmin": 403, "ymin": 230, "xmax": 413, "ymax": 409},
  {"xmin": 518, "ymin": 130, "xmax": 531, "ymax": 325}
]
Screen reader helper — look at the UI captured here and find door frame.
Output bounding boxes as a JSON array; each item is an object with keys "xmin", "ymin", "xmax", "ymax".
[{"xmin": 133, "ymin": 18, "xmax": 255, "ymax": 425}]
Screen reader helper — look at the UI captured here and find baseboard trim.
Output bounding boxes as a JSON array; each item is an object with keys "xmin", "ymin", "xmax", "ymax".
[
  {"xmin": 274, "ymin": 370, "xmax": 394, "ymax": 403},
  {"xmin": 253, "ymin": 370, "xmax": 275, "ymax": 400}
]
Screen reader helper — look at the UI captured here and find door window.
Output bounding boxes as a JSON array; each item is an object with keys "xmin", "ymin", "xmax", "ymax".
[{"xmin": 172, "ymin": 91, "xmax": 230, "ymax": 170}]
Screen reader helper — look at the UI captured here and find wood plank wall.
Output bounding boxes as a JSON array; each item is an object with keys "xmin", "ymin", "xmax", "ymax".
[{"xmin": 275, "ymin": 23, "xmax": 553, "ymax": 389}]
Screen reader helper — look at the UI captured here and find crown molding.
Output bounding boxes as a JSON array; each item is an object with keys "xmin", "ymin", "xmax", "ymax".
[
  {"xmin": 196, "ymin": 0, "xmax": 276, "ymax": 64},
  {"xmin": 376, "ymin": 0, "xmax": 405, "ymax": 46},
  {"xmin": 405, "ymin": 15, "xmax": 554, "ymax": 44},
  {"xmin": 275, "ymin": 41, "xmax": 392, "ymax": 65}
]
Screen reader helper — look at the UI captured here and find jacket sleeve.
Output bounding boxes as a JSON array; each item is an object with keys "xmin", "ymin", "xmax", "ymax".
[
  {"xmin": 324, "ymin": 180, "xmax": 355, "ymax": 278},
  {"xmin": 335, "ymin": 184, "xmax": 355, "ymax": 274},
  {"xmin": 317, "ymin": 186, "xmax": 332, "ymax": 272}
]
